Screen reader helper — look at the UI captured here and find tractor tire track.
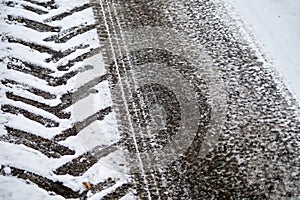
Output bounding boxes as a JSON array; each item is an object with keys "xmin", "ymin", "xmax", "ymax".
[
  {"xmin": 0, "ymin": 0, "xmax": 299, "ymax": 199},
  {"xmin": 0, "ymin": 0, "xmax": 130, "ymax": 199}
]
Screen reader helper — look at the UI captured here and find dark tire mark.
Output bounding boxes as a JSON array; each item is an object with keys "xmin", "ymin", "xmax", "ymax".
[
  {"xmin": 53, "ymin": 106, "xmax": 112, "ymax": 141},
  {"xmin": 3, "ymin": 1, "xmax": 49, "ymax": 15},
  {"xmin": 5, "ymin": 57, "xmax": 93, "ymax": 86},
  {"xmin": 6, "ymin": 92, "xmax": 70, "ymax": 119},
  {"xmin": 23, "ymin": 0, "xmax": 58, "ymax": 9},
  {"xmin": 57, "ymin": 47, "xmax": 100, "ymax": 71},
  {"xmin": 0, "ymin": 166, "xmax": 83, "ymax": 199},
  {"xmin": 54, "ymin": 144, "xmax": 118, "ymax": 176},
  {"xmin": 3, "ymin": 36, "xmax": 57, "ymax": 55},
  {"xmin": 44, "ymin": 24, "xmax": 97, "ymax": 43},
  {"xmin": 1, "ymin": 104, "xmax": 59, "ymax": 127},
  {"xmin": 6, "ymin": 56, "xmax": 55, "ymax": 75},
  {"xmin": 101, "ymin": 183, "xmax": 133, "ymax": 200},
  {"xmin": 6, "ymin": 15, "xmax": 61, "ymax": 32},
  {"xmin": 44, "ymin": 3, "xmax": 92, "ymax": 22},
  {"xmin": 68, "ymin": 73, "xmax": 110, "ymax": 105},
  {"xmin": 43, "ymin": 25, "xmax": 84, "ymax": 42},
  {"xmin": 45, "ymin": 44, "xmax": 89, "ymax": 63},
  {"xmin": 54, "ymin": 152, "xmax": 98, "ymax": 176},
  {"xmin": 89, "ymin": 178, "xmax": 117, "ymax": 195},
  {"xmin": 1, "ymin": 79, "xmax": 56, "ymax": 100},
  {"xmin": 56, "ymin": 73, "xmax": 109, "ymax": 108},
  {"xmin": 2, "ymin": 127, "xmax": 75, "ymax": 158},
  {"xmin": 22, "ymin": 4, "xmax": 49, "ymax": 15}
]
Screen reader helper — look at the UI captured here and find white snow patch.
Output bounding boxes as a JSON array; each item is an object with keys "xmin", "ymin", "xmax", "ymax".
[
  {"xmin": 225, "ymin": 0, "xmax": 300, "ymax": 105},
  {"xmin": 0, "ymin": 176, "xmax": 65, "ymax": 200}
]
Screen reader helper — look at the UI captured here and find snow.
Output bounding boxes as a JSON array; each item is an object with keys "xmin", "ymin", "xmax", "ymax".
[
  {"xmin": 120, "ymin": 192, "xmax": 138, "ymax": 200},
  {"xmin": 3, "ymin": 166, "xmax": 11, "ymax": 174},
  {"xmin": 0, "ymin": 0, "xmax": 128, "ymax": 198},
  {"xmin": 225, "ymin": 0, "xmax": 300, "ymax": 105},
  {"xmin": 1, "ymin": 0, "xmax": 299, "ymax": 198},
  {"xmin": 0, "ymin": 176, "xmax": 65, "ymax": 200}
]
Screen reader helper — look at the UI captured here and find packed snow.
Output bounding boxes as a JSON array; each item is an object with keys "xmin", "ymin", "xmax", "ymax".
[{"xmin": 225, "ymin": 0, "xmax": 300, "ymax": 105}]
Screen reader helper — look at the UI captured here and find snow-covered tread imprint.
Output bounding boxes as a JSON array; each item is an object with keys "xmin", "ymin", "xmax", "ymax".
[
  {"xmin": 91, "ymin": 0, "xmax": 213, "ymax": 198},
  {"xmin": 0, "ymin": 0, "xmax": 130, "ymax": 199}
]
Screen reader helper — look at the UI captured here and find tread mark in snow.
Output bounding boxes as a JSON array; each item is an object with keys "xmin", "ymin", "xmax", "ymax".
[
  {"xmin": 1, "ymin": 104, "xmax": 59, "ymax": 127},
  {"xmin": 88, "ymin": 178, "xmax": 118, "ymax": 196},
  {"xmin": 54, "ymin": 143, "xmax": 119, "ymax": 176},
  {"xmin": 1, "ymin": 127, "xmax": 75, "ymax": 158},
  {"xmin": 5, "ymin": 57, "xmax": 93, "ymax": 86},
  {"xmin": 6, "ymin": 15, "xmax": 61, "ymax": 32},
  {"xmin": 53, "ymin": 106, "xmax": 112, "ymax": 142},
  {"xmin": 44, "ymin": 3, "xmax": 92, "ymax": 22},
  {"xmin": 23, "ymin": 0, "xmax": 58, "ymax": 9},
  {"xmin": 0, "ymin": 166, "xmax": 83, "ymax": 199},
  {"xmin": 2, "ymin": 36, "xmax": 58, "ymax": 55},
  {"xmin": 21, "ymin": 4, "xmax": 49, "ymax": 15},
  {"xmin": 1, "ymin": 79, "xmax": 57, "ymax": 99},
  {"xmin": 3, "ymin": 1, "xmax": 49, "ymax": 15},
  {"xmin": 101, "ymin": 183, "xmax": 133, "ymax": 200},
  {"xmin": 45, "ymin": 44, "xmax": 90, "ymax": 63},
  {"xmin": 0, "ymin": 0, "xmax": 134, "ymax": 198},
  {"xmin": 57, "ymin": 47, "xmax": 100, "ymax": 71},
  {"xmin": 6, "ymin": 92, "xmax": 70, "ymax": 119},
  {"xmin": 44, "ymin": 24, "xmax": 97, "ymax": 43}
]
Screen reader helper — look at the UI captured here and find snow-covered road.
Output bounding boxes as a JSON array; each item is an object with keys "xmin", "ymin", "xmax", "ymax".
[
  {"xmin": 227, "ymin": 0, "xmax": 300, "ymax": 104},
  {"xmin": 0, "ymin": 0, "xmax": 299, "ymax": 199}
]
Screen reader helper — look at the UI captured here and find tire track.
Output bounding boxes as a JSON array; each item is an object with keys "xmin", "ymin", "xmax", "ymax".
[
  {"xmin": 97, "ymin": 0, "xmax": 153, "ymax": 198},
  {"xmin": 4, "ymin": 57, "xmax": 92, "ymax": 86},
  {"xmin": 100, "ymin": 183, "xmax": 133, "ymax": 200},
  {"xmin": 1, "ymin": 127, "xmax": 75, "ymax": 158},
  {"xmin": 44, "ymin": 24, "xmax": 97, "ymax": 43},
  {"xmin": 3, "ymin": 1, "xmax": 49, "ymax": 15},
  {"xmin": 1, "ymin": 0, "xmax": 127, "ymax": 199},
  {"xmin": 1, "ymin": 166, "xmax": 83, "ymax": 199},
  {"xmin": 1, "ymin": 104, "xmax": 59, "ymax": 127},
  {"xmin": 23, "ymin": 0, "xmax": 57, "ymax": 9},
  {"xmin": 106, "ymin": 1, "xmax": 173, "ymax": 198},
  {"xmin": 54, "ymin": 143, "xmax": 119, "ymax": 176},
  {"xmin": 1, "ymin": 79, "xmax": 56, "ymax": 99},
  {"xmin": 5, "ymin": 0, "xmax": 296, "ymax": 199},
  {"xmin": 2, "ymin": 36, "xmax": 57, "ymax": 55},
  {"xmin": 57, "ymin": 47, "xmax": 100, "ymax": 71},
  {"xmin": 6, "ymin": 15, "xmax": 61, "ymax": 32},
  {"xmin": 45, "ymin": 3, "xmax": 92, "ymax": 22},
  {"xmin": 53, "ymin": 106, "xmax": 112, "ymax": 141}
]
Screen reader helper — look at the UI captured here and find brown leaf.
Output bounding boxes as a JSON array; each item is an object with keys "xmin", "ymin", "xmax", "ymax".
[{"xmin": 82, "ymin": 181, "xmax": 94, "ymax": 190}]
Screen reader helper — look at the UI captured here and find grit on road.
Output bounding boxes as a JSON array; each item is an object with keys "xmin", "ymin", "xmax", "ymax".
[{"xmin": 0, "ymin": 0, "xmax": 299, "ymax": 199}]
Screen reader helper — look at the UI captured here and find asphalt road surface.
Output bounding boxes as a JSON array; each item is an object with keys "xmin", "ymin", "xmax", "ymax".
[{"xmin": 0, "ymin": 0, "xmax": 299, "ymax": 199}]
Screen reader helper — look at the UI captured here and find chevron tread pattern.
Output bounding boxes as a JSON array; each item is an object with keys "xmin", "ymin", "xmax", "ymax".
[{"xmin": 0, "ymin": 0, "xmax": 132, "ymax": 199}]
